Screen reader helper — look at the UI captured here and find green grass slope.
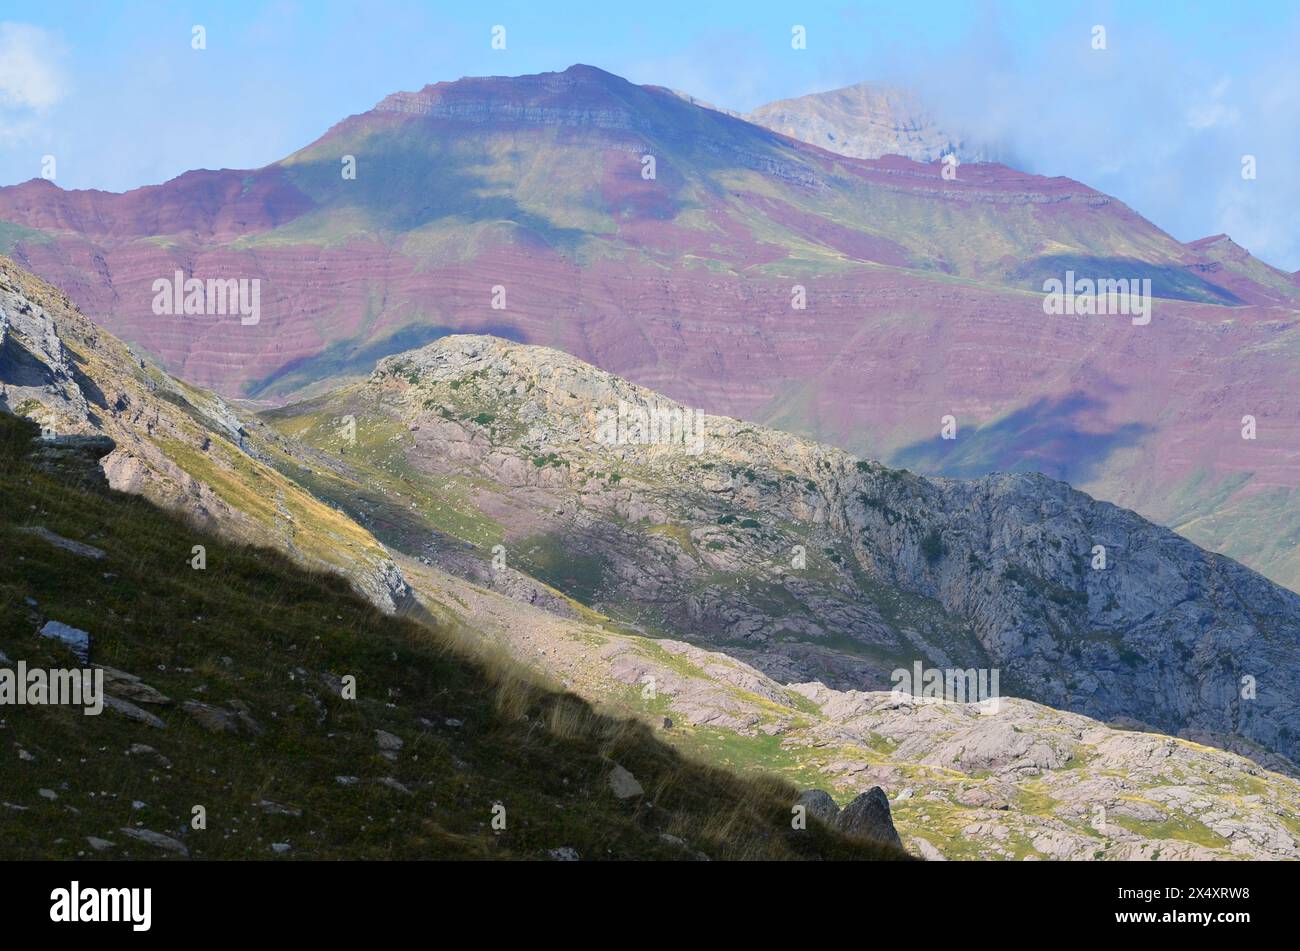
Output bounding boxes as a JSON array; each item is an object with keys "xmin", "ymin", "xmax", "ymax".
[{"xmin": 0, "ymin": 411, "xmax": 909, "ymax": 861}]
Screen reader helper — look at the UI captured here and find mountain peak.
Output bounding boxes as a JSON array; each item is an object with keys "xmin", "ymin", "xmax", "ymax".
[
  {"xmin": 746, "ymin": 81, "xmax": 992, "ymax": 163},
  {"xmin": 1186, "ymin": 232, "xmax": 1256, "ymax": 261},
  {"xmin": 370, "ymin": 64, "xmax": 641, "ymax": 119}
]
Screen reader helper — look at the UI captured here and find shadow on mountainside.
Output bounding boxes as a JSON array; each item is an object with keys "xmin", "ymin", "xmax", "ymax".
[{"xmin": 891, "ymin": 391, "xmax": 1153, "ymax": 487}]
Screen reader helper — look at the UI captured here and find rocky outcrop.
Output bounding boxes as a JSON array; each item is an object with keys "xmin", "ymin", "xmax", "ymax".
[
  {"xmin": 282, "ymin": 334, "xmax": 1300, "ymax": 767},
  {"xmin": 28, "ymin": 436, "xmax": 117, "ymax": 490},
  {"xmin": 181, "ymin": 701, "xmax": 263, "ymax": 736},
  {"xmin": 746, "ymin": 82, "xmax": 991, "ymax": 163},
  {"xmin": 402, "ymin": 554, "xmax": 1300, "ymax": 860},
  {"xmin": 38, "ymin": 621, "xmax": 92, "ymax": 664}
]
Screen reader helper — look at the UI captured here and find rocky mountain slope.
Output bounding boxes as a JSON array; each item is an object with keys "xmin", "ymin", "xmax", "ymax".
[
  {"xmin": 0, "ymin": 66, "xmax": 1296, "ymax": 596},
  {"xmin": 5, "ymin": 254, "xmax": 1300, "ymax": 860},
  {"xmin": 261, "ymin": 334, "xmax": 1300, "ymax": 769},
  {"xmin": 391, "ymin": 551, "xmax": 1300, "ymax": 860},
  {"xmin": 745, "ymin": 82, "xmax": 990, "ymax": 163},
  {"xmin": 9, "ymin": 402, "xmax": 1298, "ymax": 862},
  {"xmin": 0, "ymin": 254, "xmax": 408, "ymax": 611},
  {"xmin": 1, "ymin": 410, "xmax": 906, "ymax": 861}
]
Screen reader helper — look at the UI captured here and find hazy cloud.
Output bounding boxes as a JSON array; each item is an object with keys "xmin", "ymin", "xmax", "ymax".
[
  {"xmin": 0, "ymin": 21, "xmax": 67, "ymax": 150},
  {"xmin": 0, "ymin": 22, "xmax": 68, "ymax": 111},
  {"xmin": 861, "ymin": 13, "xmax": 1300, "ymax": 271}
]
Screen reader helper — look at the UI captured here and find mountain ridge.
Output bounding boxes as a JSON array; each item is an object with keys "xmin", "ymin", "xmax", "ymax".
[{"xmin": 259, "ymin": 331, "xmax": 1300, "ymax": 767}]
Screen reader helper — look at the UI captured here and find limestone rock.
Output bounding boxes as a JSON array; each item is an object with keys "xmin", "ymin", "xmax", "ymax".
[
  {"xmin": 607, "ymin": 763, "xmax": 644, "ymax": 799},
  {"xmin": 17, "ymin": 526, "xmax": 105, "ymax": 560},
  {"xmin": 119, "ymin": 827, "xmax": 189, "ymax": 856},
  {"xmin": 375, "ymin": 729, "xmax": 404, "ymax": 760},
  {"xmin": 103, "ymin": 696, "xmax": 165, "ymax": 729},
  {"xmin": 38, "ymin": 620, "xmax": 91, "ymax": 663},
  {"xmin": 101, "ymin": 667, "xmax": 171, "ymax": 705}
]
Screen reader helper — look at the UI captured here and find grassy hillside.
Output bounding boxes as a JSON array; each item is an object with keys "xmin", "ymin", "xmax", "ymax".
[{"xmin": 0, "ymin": 411, "xmax": 909, "ymax": 861}]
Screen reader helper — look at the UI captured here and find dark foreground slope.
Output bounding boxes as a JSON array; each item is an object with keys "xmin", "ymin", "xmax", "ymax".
[{"xmin": 0, "ymin": 412, "xmax": 908, "ymax": 861}]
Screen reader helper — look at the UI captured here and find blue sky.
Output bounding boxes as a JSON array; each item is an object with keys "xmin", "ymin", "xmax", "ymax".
[{"xmin": 2, "ymin": 0, "xmax": 1298, "ymax": 269}]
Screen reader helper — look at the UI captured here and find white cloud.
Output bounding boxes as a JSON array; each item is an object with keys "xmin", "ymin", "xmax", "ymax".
[
  {"xmin": 866, "ymin": 13, "xmax": 1300, "ymax": 271},
  {"xmin": 0, "ymin": 22, "xmax": 68, "ymax": 112},
  {"xmin": 1187, "ymin": 78, "xmax": 1239, "ymax": 131}
]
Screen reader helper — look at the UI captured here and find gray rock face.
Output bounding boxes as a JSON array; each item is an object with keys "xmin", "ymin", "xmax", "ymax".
[
  {"xmin": 839, "ymin": 466, "xmax": 1300, "ymax": 764},
  {"xmin": 836, "ymin": 787, "xmax": 904, "ymax": 850},
  {"xmin": 30, "ymin": 435, "xmax": 117, "ymax": 490},
  {"xmin": 795, "ymin": 789, "xmax": 841, "ymax": 826},
  {"xmin": 1, "ymin": 258, "xmax": 413, "ymax": 617}
]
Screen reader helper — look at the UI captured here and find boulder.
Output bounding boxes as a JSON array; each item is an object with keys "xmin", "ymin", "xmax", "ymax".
[
  {"xmin": 181, "ymin": 700, "xmax": 261, "ymax": 736},
  {"xmin": 835, "ymin": 787, "xmax": 904, "ymax": 850},
  {"xmin": 607, "ymin": 763, "xmax": 644, "ymax": 799},
  {"xmin": 795, "ymin": 789, "xmax": 841, "ymax": 826},
  {"xmin": 119, "ymin": 827, "xmax": 188, "ymax": 856},
  {"xmin": 104, "ymin": 695, "xmax": 165, "ymax": 729},
  {"xmin": 38, "ymin": 621, "xmax": 91, "ymax": 663},
  {"xmin": 101, "ymin": 666, "xmax": 172, "ymax": 705}
]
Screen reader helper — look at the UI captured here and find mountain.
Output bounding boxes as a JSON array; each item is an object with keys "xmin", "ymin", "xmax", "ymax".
[
  {"xmin": 257, "ymin": 332, "xmax": 1300, "ymax": 768},
  {"xmin": 5, "ymin": 255, "xmax": 1300, "ymax": 859},
  {"xmin": 745, "ymin": 82, "xmax": 992, "ymax": 163},
  {"xmin": 0, "ymin": 64, "xmax": 1297, "ymax": 599}
]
